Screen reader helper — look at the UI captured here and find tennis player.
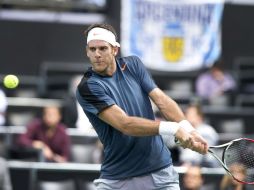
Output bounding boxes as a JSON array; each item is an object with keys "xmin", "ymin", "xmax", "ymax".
[{"xmin": 76, "ymin": 23, "xmax": 208, "ymax": 190}]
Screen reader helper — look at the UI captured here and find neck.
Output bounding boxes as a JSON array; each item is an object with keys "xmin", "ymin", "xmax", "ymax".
[
  {"xmin": 105, "ymin": 60, "xmax": 117, "ymax": 76},
  {"xmin": 93, "ymin": 59, "xmax": 117, "ymax": 77}
]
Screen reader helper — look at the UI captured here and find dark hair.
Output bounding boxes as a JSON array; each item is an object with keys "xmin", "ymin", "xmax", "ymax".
[
  {"xmin": 211, "ymin": 57, "xmax": 225, "ymax": 71},
  {"xmin": 188, "ymin": 103, "xmax": 204, "ymax": 118},
  {"xmin": 84, "ymin": 23, "xmax": 118, "ymax": 41}
]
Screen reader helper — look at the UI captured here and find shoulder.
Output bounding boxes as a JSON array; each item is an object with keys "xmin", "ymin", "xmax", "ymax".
[
  {"xmin": 77, "ymin": 70, "xmax": 102, "ymax": 96},
  {"xmin": 117, "ymin": 55, "xmax": 147, "ymax": 75},
  {"xmin": 119, "ymin": 55, "xmax": 141, "ymax": 62},
  {"xmin": 198, "ymin": 71, "xmax": 211, "ymax": 79},
  {"xmin": 56, "ymin": 124, "xmax": 68, "ymax": 134},
  {"xmin": 28, "ymin": 119, "xmax": 42, "ymax": 128},
  {"xmin": 78, "ymin": 68, "xmax": 94, "ymax": 88},
  {"xmin": 118, "ymin": 55, "xmax": 143, "ymax": 67},
  {"xmin": 196, "ymin": 73, "xmax": 212, "ymax": 86},
  {"xmin": 224, "ymin": 72, "xmax": 235, "ymax": 80},
  {"xmin": 0, "ymin": 88, "xmax": 6, "ymax": 96},
  {"xmin": 0, "ymin": 157, "xmax": 7, "ymax": 167},
  {"xmin": 0, "ymin": 89, "xmax": 7, "ymax": 102}
]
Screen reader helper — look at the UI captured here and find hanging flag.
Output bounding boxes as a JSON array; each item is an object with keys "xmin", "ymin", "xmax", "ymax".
[{"xmin": 121, "ymin": 0, "xmax": 224, "ymax": 71}]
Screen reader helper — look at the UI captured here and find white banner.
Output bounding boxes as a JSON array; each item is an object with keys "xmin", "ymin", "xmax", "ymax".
[{"xmin": 121, "ymin": 0, "xmax": 224, "ymax": 71}]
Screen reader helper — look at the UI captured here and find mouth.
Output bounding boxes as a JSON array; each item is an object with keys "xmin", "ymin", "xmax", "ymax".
[
  {"xmin": 94, "ymin": 62, "xmax": 102, "ymax": 65},
  {"xmin": 95, "ymin": 60, "xmax": 104, "ymax": 65}
]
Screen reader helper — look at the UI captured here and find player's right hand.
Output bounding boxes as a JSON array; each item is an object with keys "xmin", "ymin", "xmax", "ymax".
[{"xmin": 190, "ymin": 131, "xmax": 208, "ymax": 154}]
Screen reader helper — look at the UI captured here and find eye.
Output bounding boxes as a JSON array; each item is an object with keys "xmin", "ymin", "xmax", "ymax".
[
  {"xmin": 89, "ymin": 47, "xmax": 96, "ymax": 52},
  {"xmin": 99, "ymin": 46, "xmax": 108, "ymax": 51}
]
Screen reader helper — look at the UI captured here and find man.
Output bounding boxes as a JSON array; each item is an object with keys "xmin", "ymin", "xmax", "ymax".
[
  {"xmin": 220, "ymin": 163, "xmax": 252, "ymax": 190},
  {"xmin": 0, "ymin": 88, "xmax": 7, "ymax": 126},
  {"xmin": 63, "ymin": 75, "xmax": 94, "ymax": 131},
  {"xmin": 182, "ymin": 165, "xmax": 208, "ymax": 190},
  {"xmin": 76, "ymin": 23, "xmax": 208, "ymax": 189},
  {"xmin": 196, "ymin": 61, "xmax": 236, "ymax": 105},
  {"xmin": 17, "ymin": 106, "xmax": 71, "ymax": 162}
]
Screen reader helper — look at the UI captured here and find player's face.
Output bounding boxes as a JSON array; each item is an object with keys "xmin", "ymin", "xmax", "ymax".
[{"xmin": 86, "ymin": 40, "xmax": 118, "ymax": 76}]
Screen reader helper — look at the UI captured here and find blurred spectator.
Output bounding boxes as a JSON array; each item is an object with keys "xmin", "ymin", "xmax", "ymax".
[
  {"xmin": 63, "ymin": 75, "xmax": 94, "ymax": 132},
  {"xmin": 196, "ymin": 59, "xmax": 236, "ymax": 105},
  {"xmin": 0, "ymin": 157, "xmax": 12, "ymax": 190},
  {"xmin": 182, "ymin": 165, "xmax": 205, "ymax": 190},
  {"xmin": 180, "ymin": 103, "xmax": 219, "ymax": 167},
  {"xmin": 0, "ymin": 88, "xmax": 8, "ymax": 157},
  {"xmin": 220, "ymin": 163, "xmax": 252, "ymax": 190},
  {"xmin": 0, "ymin": 88, "xmax": 7, "ymax": 126},
  {"xmin": 17, "ymin": 106, "xmax": 71, "ymax": 162}
]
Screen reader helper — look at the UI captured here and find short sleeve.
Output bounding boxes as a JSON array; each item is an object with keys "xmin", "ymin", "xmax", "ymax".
[
  {"xmin": 76, "ymin": 80, "xmax": 115, "ymax": 115},
  {"xmin": 129, "ymin": 56, "xmax": 157, "ymax": 93}
]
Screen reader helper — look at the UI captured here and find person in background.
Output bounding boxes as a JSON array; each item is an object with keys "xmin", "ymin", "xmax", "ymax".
[
  {"xmin": 180, "ymin": 103, "xmax": 219, "ymax": 167},
  {"xmin": 0, "ymin": 88, "xmax": 12, "ymax": 190},
  {"xmin": 0, "ymin": 157, "xmax": 12, "ymax": 190},
  {"xmin": 0, "ymin": 88, "xmax": 7, "ymax": 126},
  {"xmin": 63, "ymin": 75, "xmax": 94, "ymax": 132},
  {"xmin": 220, "ymin": 163, "xmax": 252, "ymax": 190},
  {"xmin": 17, "ymin": 106, "xmax": 71, "ymax": 162},
  {"xmin": 76, "ymin": 23, "xmax": 208, "ymax": 189},
  {"xmin": 196, "ymin": 59, "xmax": 236, "ymax": 105},
  {"xmin": 0, "ymin": 87, "xmax": 8, "ymax": 156},
  {"xmin": 182, "ymin": 165, "xmax": 204, "ymax": 190}
]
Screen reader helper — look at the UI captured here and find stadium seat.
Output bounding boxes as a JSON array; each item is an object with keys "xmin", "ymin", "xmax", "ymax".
[
  {"xmin": 71, "ymin": 144, "xmax": 96, "ymax": 163},
  {"xmin": 38, "ymin": 180, "xmax": 75, "ymax": 190}
]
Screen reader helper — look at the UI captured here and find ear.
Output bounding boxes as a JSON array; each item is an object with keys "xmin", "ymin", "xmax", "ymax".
[
  {"xmin": 86, "ymin": 46, "xmax": 90, "ymax": 58},
  {"xmin": 113, "ymin": 47, "xmax": 119, "ymax": 56}
]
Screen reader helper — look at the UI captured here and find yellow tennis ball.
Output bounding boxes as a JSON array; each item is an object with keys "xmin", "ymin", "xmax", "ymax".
[{"xmin": 3, "ymin": 74, "xmax": 19, "ymax": 89}]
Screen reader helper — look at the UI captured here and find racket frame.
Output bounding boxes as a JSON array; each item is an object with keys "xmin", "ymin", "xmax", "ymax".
[{"xmin": 209, "ymin": 138, "xmax": 254, "ymax": 185}]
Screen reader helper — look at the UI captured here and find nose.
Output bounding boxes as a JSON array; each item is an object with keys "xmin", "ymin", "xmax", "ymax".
[{"xmin": 95, "ymin": 49, "xmax": 101, "ymax": 57}]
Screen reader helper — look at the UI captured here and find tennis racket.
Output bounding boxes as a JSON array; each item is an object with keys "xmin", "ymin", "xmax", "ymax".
[{"xmin": 208, "ymin": 138, "xmax": 254, "ymax": 184}]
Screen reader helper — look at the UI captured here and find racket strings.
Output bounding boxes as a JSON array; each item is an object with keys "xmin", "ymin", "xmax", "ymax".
[{"xmin": 225, "ymin": 139, "xmax": 254, "ymax": 183}]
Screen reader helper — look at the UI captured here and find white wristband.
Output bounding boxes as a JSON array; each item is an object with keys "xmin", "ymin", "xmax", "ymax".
[
  {"xmin": 159, "ymin": 121, "xmax": 180, "ymax": 136},
  {"xmin": 179, "ymin": 120, "xmax": 195, "ymax": 132}
]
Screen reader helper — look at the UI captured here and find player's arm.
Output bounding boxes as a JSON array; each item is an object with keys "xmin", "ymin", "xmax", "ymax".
[
  {"xmin": 148, "ymin": 87, "xmax": 185, "ymax": 122},
  {"xmin": 149, "ymin": 87, "xmax": 208, "ymax": 153},
  {"xmin": 98, "ymin": 104, "xmax": 206, "ymax": 154},
  {"xmin": 98, "ymin": 104, "xmax": 160, "ymax": 136}
]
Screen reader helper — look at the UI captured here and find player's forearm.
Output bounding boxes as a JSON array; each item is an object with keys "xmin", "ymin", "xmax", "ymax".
[
  {"xmin": 150, "ymin": 89, "xmax": 185, "ymax": 122},
  {"xmin": 99, "ymin": 104, "xmax": 180, "ymax": 137},
  {"xmin": 120, "ymin": 116, "xmax": 161, "ymax": 136},
  {"xmin": 99, "ymin": 105, "xmax": 161, "ymax": 136},
  {"xmin": 159, "ymin": 97, "xmax": 185, "ymax": 122}
]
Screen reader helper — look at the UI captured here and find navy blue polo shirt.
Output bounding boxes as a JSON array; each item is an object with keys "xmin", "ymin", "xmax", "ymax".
[{"xmin": 76, "ymin": 56, "xmax": 172, "ymax": 179}]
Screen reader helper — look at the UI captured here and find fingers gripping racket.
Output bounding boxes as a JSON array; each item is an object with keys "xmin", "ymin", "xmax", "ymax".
[{"xmin": 209, "ymin": 138, "xmax": 254, "ymax": 184}]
